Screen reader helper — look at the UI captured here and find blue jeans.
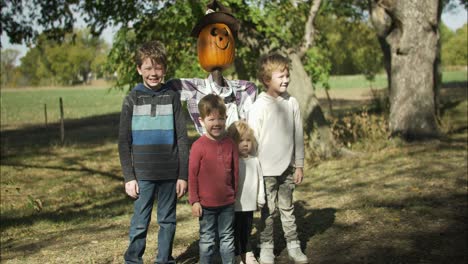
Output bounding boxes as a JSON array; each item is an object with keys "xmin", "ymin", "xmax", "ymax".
[
  {"xmin": 124, "ymin": 180, "xmax": 177, "ymax": 264},
  {"xmin": 199, "ymin": 204, "xmax": 235, "ymax": 264}
]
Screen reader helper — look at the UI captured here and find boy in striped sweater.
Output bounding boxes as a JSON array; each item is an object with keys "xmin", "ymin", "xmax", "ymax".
[{"xmin": 118, "ymin": 40, "xmax": 188, "ymax": 264}]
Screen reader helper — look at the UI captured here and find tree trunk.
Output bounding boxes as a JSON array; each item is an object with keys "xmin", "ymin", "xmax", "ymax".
[
  {"xmin": 287, "ymin": 0, "xmax": 340, "ymax": 159},
  {"xmin": 288, "ymin": 52, "xmax": 339, "ymax": 159},
  {"xmin": 370, "ymin": 0, "xmax": 441, "ymax": 139}
]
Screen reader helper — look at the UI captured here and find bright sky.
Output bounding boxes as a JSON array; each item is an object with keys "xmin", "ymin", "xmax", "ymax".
[
  {"xmin": 442, "ymin": 4, "xmax": 468, "ymax": 30},
  {"xmin": 1, "ymin": 5, "xmax": 467, "ymax": 65}
]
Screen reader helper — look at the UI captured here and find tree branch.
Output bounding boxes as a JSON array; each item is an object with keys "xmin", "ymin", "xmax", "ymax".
[{"xmin": 298, "ymin": 0, "xmax": 322, "ymax": 58}]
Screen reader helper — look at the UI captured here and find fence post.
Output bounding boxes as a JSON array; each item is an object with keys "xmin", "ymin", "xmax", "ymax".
[
  {"xmin": 44, "ymin": 104, "xmax": 48, "ymax": 129},
  {"xmin": 59, "ymin": 97, "xmax": 65, "ymax": 144}
]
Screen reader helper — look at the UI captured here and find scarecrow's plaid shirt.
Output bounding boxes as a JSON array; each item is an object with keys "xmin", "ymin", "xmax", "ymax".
[{"xmin": 166, "ymin": 74, "xmax": 258, "ymax": 135}]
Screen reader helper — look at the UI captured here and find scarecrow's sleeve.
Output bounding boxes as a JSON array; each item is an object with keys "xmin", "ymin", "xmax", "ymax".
[
  {"xmin": 236, "ymin": 80, "xmax": 258, "ymax": 121},
  {"xmin": 166, "ymin": 78, "xmax": 198, "ymax": 101}
]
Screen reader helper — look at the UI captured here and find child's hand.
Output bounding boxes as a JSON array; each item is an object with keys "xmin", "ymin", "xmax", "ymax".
[
  {"xmin": 176, "ymin": 179, "xmax": 187, "ymax": 198},
  {"xmin": 293, "ymin": 167, "xmax": 304, "ymax": 184},
  {"xmin": 192, "ymin": 202, "xmax": 202, "ymax": 217},
  {"xmin": 125, "ymin": 180, "xmax": 139, "ymax": 199},
  {"xmin": 257, "ymin": 202, "xmax": 265, "ymax": 210}
]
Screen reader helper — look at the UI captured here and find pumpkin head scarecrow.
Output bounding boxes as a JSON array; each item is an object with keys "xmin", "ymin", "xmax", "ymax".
[
  {"xmin": 167, "ymin": 0, "xmax": 257, "ymax": 135},
  {"xmin": 191, "ymin": 0, "xmax": 239, "ymax": 74}
]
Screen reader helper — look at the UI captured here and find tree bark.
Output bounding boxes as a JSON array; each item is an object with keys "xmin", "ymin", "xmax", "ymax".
[
  {"xmin": 288, "ymin": 52, "xmax": 339, "ymax": 159},
  {"xmin": 286, "ymin": 0, "xmax": 340, "ymax": 159},
  {"xmin": 298, "ymin": 0, "xmax": 322, "ymax": 58},
  {"xmin": 370, "ymin": 0, "xmax": 441, "ymax": 139}
]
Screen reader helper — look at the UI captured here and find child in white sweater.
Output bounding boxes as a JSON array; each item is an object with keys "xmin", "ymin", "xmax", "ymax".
[
  {"xmin": 247, "ymin": 53, "xmax": 308, "ymax": 264},
  {"xmin": 227, "ymin": 121, "xmax": 265, "ymax": 264}
]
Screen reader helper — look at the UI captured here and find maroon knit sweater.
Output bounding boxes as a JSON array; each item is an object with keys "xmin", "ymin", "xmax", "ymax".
[{"xmin": 188, "ymin": 135, "xmax": 239, "ymax": 207}]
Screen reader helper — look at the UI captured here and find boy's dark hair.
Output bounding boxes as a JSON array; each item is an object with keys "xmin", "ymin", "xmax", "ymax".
[
  {"xmin": 257, "ymin": 53, "xmax": 291, "ymax": 88},
  {"xmin": 198, "ymin": 94, "xmax": 227, "ymax": 119},
  {"xmin": 135, "ymin": 40, "xmax": 167, "ymax": 69}
]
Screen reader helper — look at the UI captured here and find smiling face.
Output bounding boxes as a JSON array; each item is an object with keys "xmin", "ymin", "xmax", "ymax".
[
  {"xmin": 265, "ymin": 67, "xmax": 290, "ymax": 98},
  {"xmin": 199, "ymin": 109, "xmax": 227, "ymax": 140},
  {"xmin": 197, "ymin": 23, "xmax": 235, "ymax": 72},
  {"xmin": 137, "ymin": 58, "xmax": 166, "ymax": 90}
]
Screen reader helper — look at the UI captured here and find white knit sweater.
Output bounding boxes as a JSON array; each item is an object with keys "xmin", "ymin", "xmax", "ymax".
[
  {"xmin": 235, "ymin": 156, "xmax": 265, "ymax": 212},
  {"xmin": 247, "ymin": 92, "xmax": 304, "ymax": 176}
]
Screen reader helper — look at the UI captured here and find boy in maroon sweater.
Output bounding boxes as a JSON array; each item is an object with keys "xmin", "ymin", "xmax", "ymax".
[{"xmin": 189, "ymin": 94, "xmax": 239, "ymax": 264}]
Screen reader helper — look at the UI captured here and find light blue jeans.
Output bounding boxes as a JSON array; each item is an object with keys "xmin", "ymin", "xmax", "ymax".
[
  {"xmin": 124, "ymin": 180, "xmax": 177, "ymax": 264},
  {"xmin": 199, "ymin": 204, "xmax": 235, "ymax": 264}
]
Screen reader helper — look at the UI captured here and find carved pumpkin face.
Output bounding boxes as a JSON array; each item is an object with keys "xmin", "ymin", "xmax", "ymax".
[{"xmin": 197, "ymin": 23, "xmax": 235, "ymax": 72}]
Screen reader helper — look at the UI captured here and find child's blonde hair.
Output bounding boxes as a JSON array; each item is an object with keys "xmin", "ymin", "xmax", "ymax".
[
  {"xmin": 257, "ymin": 53, "xmax": 291, "ymax": 88},
  {"xmin": 227, "ymin": 121, "xmax": 257, "ymax": 155}
]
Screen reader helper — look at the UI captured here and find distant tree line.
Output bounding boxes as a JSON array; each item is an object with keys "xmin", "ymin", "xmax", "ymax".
[
  {"xmin": 1, "ymin": 30, "xmax": 109, "ymax": 87},
  {"xmin": 440, "ymin": 23, "xmax": 468, "ymax": 68}
]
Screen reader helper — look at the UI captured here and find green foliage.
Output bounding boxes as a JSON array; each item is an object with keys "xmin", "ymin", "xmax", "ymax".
[
  {"xmin": 258, "ymin": 1, "xmax": 309, "ymax": 49},
  {"xmin": 18, "ymin": 30, "xmax": 109, "ymax": 86},
  {"xmin": 0, "ymin": 49, "xmax": 20, "ymax": 87},
  {"xmin": 18, "ymin": 47, "xmax": 45, "ymax": 86},
  {"xmin": 106, "ymin": 29, "xmax": 138, "ymax": 90},
  {"xmin": 303, "ymin": 46, "xmax": 332, "ymax": 90},
  {"xmin": 442, "ymin": 24, "xmax": 468, "ymax": 66},
  {"xmin": 3, "ymin": 0, "xmax": 386, "ymax": 89},
  {"xmin": 317, "ymin": 15, "xmax": 384, "ymax": 75},
  {"xmin": 440, "ymin": 22, "xmax": 455, "ymax": 44},
  {"xmin": 106, "ymin": 0, "xmax": 206, "ymax": 90},
  {"xmin": 106, "ymin": 0, "xmax": 316, "ymax": 90}
]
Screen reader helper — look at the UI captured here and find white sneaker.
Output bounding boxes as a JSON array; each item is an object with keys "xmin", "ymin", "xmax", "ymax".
[
  {"xmin": 259, "ymin": 243, "xmax": 275, "ymax": 264},
  {"xmin": 245, "ymin": 251, "xmax": 259, "ymax": 264},
  {"xmin": 287, "ymin": 240, "xmax": 308, "ymax": 264}
]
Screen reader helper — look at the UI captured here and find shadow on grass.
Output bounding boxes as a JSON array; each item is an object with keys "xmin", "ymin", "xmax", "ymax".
[
  {"xmin": 0, "ymin": 184, "xmax": 129, "ymax": 230},
  {"xmin": 312, "ymin": 193, "xmax": 467, "ymax": 263},
  {"xmin": 1, "ymin": 111, "xmax": 198, "ymax": 159},
  {"xmin": 1, "ymin": 161, "xmax": 121, "ymax": 181},
  {"xmin": 1, "ymin": 224, "xmax": 122, "ymax": 262},
  {"xmin": 175, "ymin": 205, "xmax": 336, "ymax": 263},
  {"xmin": 442, "ymin": 81, "xmax": 467, "ymax": 89},
  {"xmin": 1, "ymin": 113, "xmax": 121, "ymax": 159},
  {"xmin": 304, "ymin": 139, "xmax": 467, "ymax": 263}
]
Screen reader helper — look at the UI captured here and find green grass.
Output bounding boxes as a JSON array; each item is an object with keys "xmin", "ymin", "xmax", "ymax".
[
  {"xmin": 315, "ymin": 70, "xmax": 467, "ymax": 90},
  {"xmin": 1, "ymin": 71, "xmax": 465, "ymax": 130},
  {"xmin": 0, "ymin": 86, "xmax": 126, "ymax": 130},
  {"xmin": 329, "ymin": 74, "xmax": 388, "ymax": 90},
  {"xmin": 442, "ymin": 70, "xmax": 467, "ymax": 82}
]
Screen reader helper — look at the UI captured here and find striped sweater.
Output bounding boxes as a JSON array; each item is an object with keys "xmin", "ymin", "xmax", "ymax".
[{"xmin": 118, "ymin": 83, "xmax": 189, "ymax": 183}]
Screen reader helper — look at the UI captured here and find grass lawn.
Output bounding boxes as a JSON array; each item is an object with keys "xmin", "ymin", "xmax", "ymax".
[
  {"xmin": 0, "ymin": 85, "xmax": 126, "ymax": 130},
  {"xmin": 0, "ymin": 74, "xmax": 467, "ymax": 263}
]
